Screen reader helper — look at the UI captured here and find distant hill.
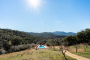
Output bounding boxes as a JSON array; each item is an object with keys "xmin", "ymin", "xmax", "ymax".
[
  {"xmin": 52, "ymin": 31, "xmax": 76, "ymax": 36},
  {"xmin": 26, "ymin": 32, "xmax": 66, "ymax": 38},
  {"xmin": 26, "ymin": 31, "xmax": 76, "ymax": 37}
]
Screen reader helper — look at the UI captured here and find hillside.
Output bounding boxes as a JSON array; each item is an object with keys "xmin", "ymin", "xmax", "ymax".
[
  {"xmin": 52, "ymin": 31, "xmax": 76, "ymax": 36},
  {"xmin": 0, "ymin": 28, "xmax": 43, "ymax": 55},
  {"xmin": 0, "ymin": 29, "xmax": 41, "ymax": 44},
  {"xmin": 0, "ymin": 28, "xmax": 42, "ymax": 49},
  {"xmin": 26, "ymin": 32, "xmax": 66, "ymax": 38},
  {"xmin": 26, "ymin": 31, "xmax": 76, "ymax": 38}
]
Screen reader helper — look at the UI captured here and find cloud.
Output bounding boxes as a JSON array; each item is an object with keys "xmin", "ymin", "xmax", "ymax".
[{"xmin": 53, "ymin": 20, "xmax": 62, "ymax": 25}]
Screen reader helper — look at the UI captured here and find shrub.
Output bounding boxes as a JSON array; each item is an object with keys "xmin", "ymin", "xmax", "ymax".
[
  {"xmin": 30, "ymin": 43, "xmax": 36, "ymax": 47},
  {"xmin": 0, "ymin": 49, "xmax": 6, "ymax": 55},
  {"xmin": 9, "ymin": 43, "xmax": 36, "ymax": 53},
  {"xmin": 27, "ymin": 44, "xmax": 32, "ymax": 48},
  {"xmin": 9, "ymin": 46, "xmax": 15, "ymax": 52}
]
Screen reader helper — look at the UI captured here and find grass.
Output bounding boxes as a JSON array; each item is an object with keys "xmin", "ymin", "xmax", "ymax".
[
  {"xmin": 70, "ymin": 44, "xmax": 85, "ymax": 49},
  {"xmin": 49, "ymin": 48, "xmax": 60, "ymax": 51},
  {"xmin": 70, "ymin": 45, "xmax": 90, "ymax": 59},
  {"xmin": 0, "ymin": 49, "xmax": 76, "ymax": 60}
]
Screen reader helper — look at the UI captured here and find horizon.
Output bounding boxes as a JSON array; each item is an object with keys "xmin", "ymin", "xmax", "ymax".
[
  {"xmin": 0, "ymin": 28, "xmax": 77, "ymax": 33},
  {"xmin": 0, "ymin": 0, "xmax": 90, "ymax": 33}
]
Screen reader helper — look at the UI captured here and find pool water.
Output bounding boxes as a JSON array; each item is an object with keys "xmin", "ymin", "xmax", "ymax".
[{"xmin": 38, "ymin": 45, "xmax": 46, "ymax": 48}]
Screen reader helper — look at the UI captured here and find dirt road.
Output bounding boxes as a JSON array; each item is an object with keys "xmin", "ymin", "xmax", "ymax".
[{"xmin": 65, "ymin": 50, "xmax": 90, "ymax": 60}]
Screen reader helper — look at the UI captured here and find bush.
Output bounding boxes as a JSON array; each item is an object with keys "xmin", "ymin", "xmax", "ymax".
[
  {"xmin": 30, "ymin": 43, "xmax": 36, "ymax": 47},
  {"xmin": 0, "ymin": 49, "xmax": 6, "ymax": 55},
  {"xmin": 9, "ymin": 46, "xmax": 15, "ymax": 52},
  {"xmin": 9, "ymin": 43, "xmax": 36, "ymax": 53},
  {"xmin": 27, "ymin": 44, "xmax": 32, "ymax": 48}
]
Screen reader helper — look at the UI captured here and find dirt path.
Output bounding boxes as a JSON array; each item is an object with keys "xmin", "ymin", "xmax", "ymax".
[
  {"xmin": 65, "ymin": 50, "xmax": 90, "ymax": 60},
  {"xmin": 54, "ymin": 46, "xmax": 90, "ymax": 60}
]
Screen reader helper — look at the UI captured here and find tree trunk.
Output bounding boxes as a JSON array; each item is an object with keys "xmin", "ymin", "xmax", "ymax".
[{"xmin": 76, "ymin": 48, "xmax": 77, "ymax": 53}]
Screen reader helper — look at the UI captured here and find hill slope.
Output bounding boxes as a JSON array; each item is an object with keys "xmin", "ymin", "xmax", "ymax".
[
  {"xmin": 26, "ymin": 32, "xmax": 66, "ymax": 38},
  {"xmin": 26, "ymin": 31, "xmax": 76, "ymax": 38},
  {"xmin": 52, "ymin": 31, "xmax": 76, "ymax": 36},
  {"xmin": 0, "ymin": 28, "xmax": 41, "ymax": 45}
]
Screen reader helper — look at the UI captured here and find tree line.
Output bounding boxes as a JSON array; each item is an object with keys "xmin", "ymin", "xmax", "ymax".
[{"xmin": 63, "ymin": 28, "xmax": 90, "ymax": 46}]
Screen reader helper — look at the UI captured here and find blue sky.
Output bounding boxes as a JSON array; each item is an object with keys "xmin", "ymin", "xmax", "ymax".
[{"xmin": 0, "ymin": 0, "xmax": 90, "ymax": 33}]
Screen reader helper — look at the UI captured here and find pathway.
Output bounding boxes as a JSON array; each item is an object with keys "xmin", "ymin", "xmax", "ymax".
[{"xmin": 65, "ymin": 50, "xmax": 90, "ymax": 60}]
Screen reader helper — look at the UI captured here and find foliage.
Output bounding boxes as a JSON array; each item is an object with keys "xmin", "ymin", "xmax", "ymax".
[
  {"xmin": 0, "ymin": 28, "xmax": 41, "ymax": 54},
  {"xmin": 11, "ymin": 36, "xmax": 23, "ymax": 45},
  {"xmin": 74, "ymin": 44, "xmax": 80, "ymax": 53},
  {"xmin": 63, "ymin": 28, "xmax": 90, "ymax": 46},
  {"xmin": 0, "ymin": 49, "xmax": 6, "ymax": 55},
  {"xmin": 0, "ymin": 28, "xmax": 42, "ymax": 45},
  {"xmin": 46, "ymin": 38, "xmax": 63, "ymax": 46},
  {"xmin": 9, "ymin": 43, "xmax": 36, "ymax": 52}
]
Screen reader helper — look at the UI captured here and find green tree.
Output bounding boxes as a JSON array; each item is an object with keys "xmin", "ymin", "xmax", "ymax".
[
  {"xmin": 84, "ymin": 29, "xmax": 90, "ymax": 42},
  {"xmin": 3, "ymin": 40, "xmax": 10, "ymax": 51},
  {"xmin": 63, "ymin": 36, "xmax": 77, "ymax": 46},
  {"xmin": 11, "ymin": 36, "xmax": 23, "ymax": 45},
  {"xmin": 76, "ymin": 31, "xmax": 86, "ymax": 43}
]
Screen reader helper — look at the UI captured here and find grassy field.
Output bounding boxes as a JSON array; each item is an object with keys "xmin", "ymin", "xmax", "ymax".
[
  {"xmin": 0, "ymin": 48, "xmax": 76, "ymax": 60},
  {"xmin": 70, "ymin": 45, "xmax": 90, "ymax": 59}
]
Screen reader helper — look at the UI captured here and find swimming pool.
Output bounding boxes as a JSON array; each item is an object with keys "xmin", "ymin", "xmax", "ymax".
[{"xmin": 38, "ymin": 45, "xmax": 46, "ymax": 48}]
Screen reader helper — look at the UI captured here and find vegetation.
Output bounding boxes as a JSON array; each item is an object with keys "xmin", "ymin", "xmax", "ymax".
[
  {"xmin": 46, "ymin": 38, "xmax": 63, "ymax": 46},
  {"xmin": 63, "ymin": 28, "xmax": 90, "ymax": 46},
  {"xmin": 1, "ymin": 28, "xmax": 90, "ymax": 59},
  {"xmin": 60, "ymin": 46, "xmax": 68, "ymax": 60},
  {"xmin": 52, "ymin": 31, "xmax": 76, "ymax": 36},
  {"xmin": 0, "ymin": 49, "xmax": 76, "ymax": 60},
  {"xmin": 27, "ymin": 32, "xmax": 66, "ymax": 38},
  {"xmin": 9, "ymin": 43, "xmax": 36, "ymax": 53},
  {"xmin": 0, "ymin": 28, "xmax": 65, "ymax": 55},
  {"xmin": 74, "ymin": 44, "xmax": 80, "ymax": 53},
  {"xmin": 0, "ymin": 28, "xmax": 42, "ymax": 54},
  {"xmin": 70, "ymin": 45, "xmax": 90, "ymax": 59}
]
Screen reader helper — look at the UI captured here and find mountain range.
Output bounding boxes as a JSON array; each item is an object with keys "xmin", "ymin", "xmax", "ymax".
[
  {"xmin": 26, "ymin": 31, "xmax": 76, "ymax": 38},
  {"xmin": 52, "ymin": 31, "xmax": 76, "ymax": 36}
]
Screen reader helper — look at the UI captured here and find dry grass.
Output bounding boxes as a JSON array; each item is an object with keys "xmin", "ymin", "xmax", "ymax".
[
  {"xmin": 70, "ymin": 45, "xmax": 90, "ymax": 59},
  {"xmin": 0, "ymin": 47, "xmax": 76, "ymax": 60},
  {"xmin": 0, "ymin": 48, "xmax": 34, "ymax": 58},
  {"xmin": 69, "ymin": 49, "xmax": 85, "ymax": 53},
  {"xmin": 49, "ymin": 46, "xmax": 85, "ymax": 53}
]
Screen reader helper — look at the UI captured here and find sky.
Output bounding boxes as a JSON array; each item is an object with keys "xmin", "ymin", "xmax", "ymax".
[{"xmin": 0, "ymin": 0, "xmax": 90, "ymax": 33}]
